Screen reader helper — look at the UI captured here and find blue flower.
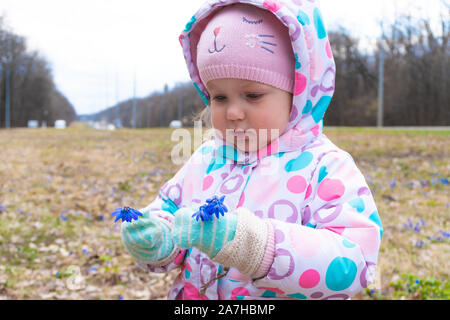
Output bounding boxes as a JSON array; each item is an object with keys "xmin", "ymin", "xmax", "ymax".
[
  {"xmin": 389, "ymin": 180, "xmax": 397, "ymax": 189},
  {"xmin": 88, "ymin": 266, "xmax": 97, "ymax": 273},
  {"xmin": 111, "ymin": 207, "xmax": 143, "ymax": 223},
  {"xmin": 205, "ymin": 195, "xmax": 228, "ymax": 219},
  {"xmin": 415, "ymin": 240, "xmax": 424, "ymax": 248},
  {"xmin": 406, "ymin": 218, "xmax": 413, "ymax": 229},
  {"xmin": 414, "ymin": 223, "xmax": 421, "ymax": 233},
  {"xmin": 191, "ymin": 208, "xmax": 211, "ymax": 222},
  {"xmin": 192, "ymin": 196, "xmax": 228, "ymax": 221}
]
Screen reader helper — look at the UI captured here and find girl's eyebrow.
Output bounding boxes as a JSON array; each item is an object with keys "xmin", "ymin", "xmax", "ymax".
[
  {"xmin": 242, "ymin": 83, "xmax": 267, "ymax": 90},
  {"xmin": 206, "ymin": 81, "xmax": 219, "ymax": 90}
]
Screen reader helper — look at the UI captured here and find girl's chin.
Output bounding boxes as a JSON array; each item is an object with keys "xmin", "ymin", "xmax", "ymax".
[
  {"xmin": 233, "ymin": 138, "xmax": 264, "ymax": 153},
  {"xmin": 220, "ymin": 132, "xmax": 267, "ymax": 152}
]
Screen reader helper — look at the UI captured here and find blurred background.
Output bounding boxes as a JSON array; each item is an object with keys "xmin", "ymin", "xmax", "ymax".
[{"xmin": 0, "ymin": 0, "xmax": 448, "ymax": 129}]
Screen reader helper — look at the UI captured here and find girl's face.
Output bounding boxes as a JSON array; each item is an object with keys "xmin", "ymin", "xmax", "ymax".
[{"xmin": 207, "ymin": 78, "xmax": 292, "ymax": 152}]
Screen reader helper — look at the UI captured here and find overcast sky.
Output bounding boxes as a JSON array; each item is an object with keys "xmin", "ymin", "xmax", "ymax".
[{"xmin": 0, "ymin": 0, "xmax": 446, "ymax": 115}]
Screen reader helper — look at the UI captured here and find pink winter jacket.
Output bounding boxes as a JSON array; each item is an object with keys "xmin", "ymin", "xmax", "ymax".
[{"xmin": 142, "ymin": 0, "xmax": 383, "ymax": 300}]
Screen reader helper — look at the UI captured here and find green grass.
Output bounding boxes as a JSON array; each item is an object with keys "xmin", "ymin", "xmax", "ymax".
[
  {"xmin": 389, "ymin": 274, "xmax": 450, "ymax": 300},
  {"xmin": 324, "ymin": 127, "xmax": 450, "ymax": 136},
  {"xmin": 0, "ymin": 124, "xmax": 448, "ymax": 299}
]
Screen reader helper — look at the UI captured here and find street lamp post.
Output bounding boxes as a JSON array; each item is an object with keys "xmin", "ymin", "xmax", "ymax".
[
  {"xmin": 5, "ymin": 68, "xmax": 10, "ymax": 129},
  {"xmin": 377, "ymin": 43, "xmax": 384, "ymax": 128},
  {"xmin": 178, "ymin": 94, "xmax": 182, "ymax": 121},
  {"xmin": 132, "ymin": 71, "xmax": 137, "ymax": 129}
]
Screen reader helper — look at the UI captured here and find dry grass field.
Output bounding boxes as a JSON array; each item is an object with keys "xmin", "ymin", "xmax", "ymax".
[{"xmin": 0, "ymin": 124, "xmax": 448, "ymax": 299}]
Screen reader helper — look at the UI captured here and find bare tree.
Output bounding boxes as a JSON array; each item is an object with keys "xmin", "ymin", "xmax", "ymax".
[
  {"xmin": 0, "ymin": 15, "xmax": 76, "ymax": 128},
  {"xmin": 381, "ymin": 13, "xmax": 449, "ymax": 126},
  {"xmin": 86, "ymin": 15, "xmax": 449, "ymax": 127}
]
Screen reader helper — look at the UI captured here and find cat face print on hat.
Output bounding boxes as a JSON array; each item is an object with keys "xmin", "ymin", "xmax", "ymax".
[{"xmin": 197, "ymin": 3, "xmax": 295, "ymax": 93}]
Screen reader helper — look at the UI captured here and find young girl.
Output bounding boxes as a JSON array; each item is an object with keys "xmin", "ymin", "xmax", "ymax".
[{"xmin": 120, "ymin": 0, "xmax": 382, "ymax": 300}]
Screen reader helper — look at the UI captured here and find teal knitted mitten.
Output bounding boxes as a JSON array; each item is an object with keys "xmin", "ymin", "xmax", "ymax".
[
  {"xmin": 171, "ymin": 206, "xmax": 238, "ymax": 258},
  {"xmin": 121, "ymin": 207, "xmax": 176, "ymax": 265}
]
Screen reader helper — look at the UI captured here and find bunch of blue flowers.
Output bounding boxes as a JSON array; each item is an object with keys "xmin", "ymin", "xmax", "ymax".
[
  {"xmin": 192, "ymin": 195, "xmax": 228, "ymax": 221},
  {"xmin": 111, "ymin": 206, "xmax": 143, "ymax": 223},
  {"xmin": 111, "ymin": 195, "xmax": 228, "ymax": 223}
]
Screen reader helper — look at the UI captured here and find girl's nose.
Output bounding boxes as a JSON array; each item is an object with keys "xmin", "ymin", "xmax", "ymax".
[{"xmin": 226, "ymin": 104, "xmax": 245, "ymax": 121}]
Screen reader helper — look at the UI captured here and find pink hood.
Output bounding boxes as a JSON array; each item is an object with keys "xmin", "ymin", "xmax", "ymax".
[{"xmin": 179, "ymin": 0, "xmax": 336, "ymax": 164}]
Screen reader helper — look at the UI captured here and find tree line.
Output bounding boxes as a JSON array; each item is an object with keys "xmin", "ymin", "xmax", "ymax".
[
  {"xmin": 0, "ymin": 16, "xmax": 76, "ymax": 128},
  {"xmin": 88, "ymin": 12, "xmax": 448, "ymax": 128},
  {"xmin": 1, "ymin": 11, "xmax": 448, "ymax": 128},
  {"xmin": 328, "ymin": 12, "xmax": 449, "ymax": 126}
]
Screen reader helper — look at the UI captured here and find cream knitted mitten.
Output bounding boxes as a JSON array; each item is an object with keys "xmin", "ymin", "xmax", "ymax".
[
  {"xmin": 212, "ymin": 207, "xmax": 273, "ymax": 278},
  {"xmin": 172, "ymin": 206, "xmax": 273, "ymax": 279}
]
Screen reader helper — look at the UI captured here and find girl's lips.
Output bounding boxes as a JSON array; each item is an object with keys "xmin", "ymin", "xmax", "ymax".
[
  {"xmin": 233, "ymin": 130, "xmax": 249, "ymax": 138},
  {"xmin": 225, "ymin": 129, "xmax": 256, "ymax": 140}
]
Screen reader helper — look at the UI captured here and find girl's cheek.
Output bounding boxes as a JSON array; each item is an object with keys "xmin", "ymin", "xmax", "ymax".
[{"xmin": 210, "ymin": 109, "xmax": 220, "ymax": 127}]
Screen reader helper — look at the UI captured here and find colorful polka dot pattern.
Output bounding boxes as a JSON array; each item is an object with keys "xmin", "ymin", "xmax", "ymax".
[
  {"xmin": 143, "ymin": 0, "xmax": 381, "ymax": 301},
  {"xmin": 148, "ymin": 133, "xmax": 381, "ymax": 300}
]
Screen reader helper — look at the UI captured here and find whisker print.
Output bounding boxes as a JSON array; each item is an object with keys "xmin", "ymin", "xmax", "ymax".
[
  {"xmin": 258, "ymin": 34, "xmax": 275, "ymax": 38},
  {"xmin": 261, "ymin": 46, "xmax": 275, "ymax": 54},
  {"xmin": 260, "ymin": 41, "xmax": 277, "ymax": 46},
  {"xmin": 243, "ymin": 17, "xmax": 263, "ymax": 24}
]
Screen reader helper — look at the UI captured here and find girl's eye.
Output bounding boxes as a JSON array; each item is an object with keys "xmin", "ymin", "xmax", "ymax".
[
  {"xmin": 213, "ymin": 96, "xmax": 226, "ymax": 101},
  {"xmin": 247, "ymin": 93, "xmax": 262, "ymax": 100}
]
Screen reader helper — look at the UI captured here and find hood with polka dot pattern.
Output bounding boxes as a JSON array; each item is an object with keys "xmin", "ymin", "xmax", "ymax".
[
  {"xmin": 180, "ymin": 0, "xmax": 336, "ymax": 165},
  {"xmin": 141, "ymin": 0, "xmax": 382, "ymax": 301}
]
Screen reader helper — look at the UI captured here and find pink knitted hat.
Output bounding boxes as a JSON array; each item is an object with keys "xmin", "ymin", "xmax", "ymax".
[{"xmin": 196, "ymin": 3, "xmax": 295, "ymax": 93}]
